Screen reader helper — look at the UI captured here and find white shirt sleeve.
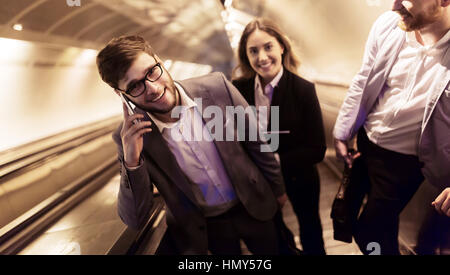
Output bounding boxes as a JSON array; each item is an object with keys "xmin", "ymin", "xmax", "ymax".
[{"xmin": 333, "ymin": 11, "xmax": 400, "ymax": 141}]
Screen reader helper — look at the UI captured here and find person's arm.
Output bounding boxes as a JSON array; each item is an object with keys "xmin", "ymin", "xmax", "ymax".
[
  {"xmin": 432, "ymin": 187, "xmax": 450, "ymax": 217},
  {"xmin": 333, "ymin": 12, "xmax": 397, "ymax": 166},
  {"xmin": 333, "ymin": 13, "xmax": 385, "ymax": 141},
  {"xmin": 220, "ymin": 73, "xmax": 286, "ymax": 201},
  {"xmin": 112, "ymin": 104, "xmax": 154, "ymax": 229}
]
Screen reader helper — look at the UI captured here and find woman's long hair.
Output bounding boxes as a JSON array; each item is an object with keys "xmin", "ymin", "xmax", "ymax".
[{"xmin": 232, "ymin": 17, "xmax": 300, "ymax": 81}]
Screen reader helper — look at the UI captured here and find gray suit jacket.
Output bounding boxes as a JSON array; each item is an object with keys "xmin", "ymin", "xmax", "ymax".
[{"xmin": 112, "ymin": 72, "xmax": 285, "ymax": 254}]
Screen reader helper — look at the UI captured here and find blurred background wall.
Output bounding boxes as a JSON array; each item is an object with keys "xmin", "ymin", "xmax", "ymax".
[{"xmin": 0, "ymin": 0, "xmax": 395, "ymax": 151}]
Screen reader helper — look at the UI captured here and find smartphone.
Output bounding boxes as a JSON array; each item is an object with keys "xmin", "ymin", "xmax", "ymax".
[{"xmin": 120, "ymin": 93, "xmax": 141, "ymax": 124}]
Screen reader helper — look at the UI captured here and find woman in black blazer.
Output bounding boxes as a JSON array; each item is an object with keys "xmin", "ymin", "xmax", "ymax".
[{"xmin": 232, "ymin": 18, "xmax": 327, "ymax": 255}]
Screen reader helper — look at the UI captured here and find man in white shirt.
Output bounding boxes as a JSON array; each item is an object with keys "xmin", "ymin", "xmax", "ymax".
[{"xmin": 333, "ymin": 0, "xmax": 450, "ymax": 254}]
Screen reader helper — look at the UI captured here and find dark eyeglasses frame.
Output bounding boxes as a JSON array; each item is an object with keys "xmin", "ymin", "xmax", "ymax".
[{"xmin": 116, "ymin": 62, "xmax": 163, "ymax": 97}]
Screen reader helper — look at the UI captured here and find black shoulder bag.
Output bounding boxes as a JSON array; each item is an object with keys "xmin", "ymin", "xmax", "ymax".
[{"xmin": 330, "ymin": 152, "xmax": 370, "ymax": 243}]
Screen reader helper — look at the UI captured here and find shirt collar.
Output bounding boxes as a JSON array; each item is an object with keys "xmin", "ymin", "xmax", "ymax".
[
  {"xmin": 406, "ymin": 29, "xmax": 450, "ymax": 50},
  {"xmin": 147, "ymin": 81, "xmax": 196, "ymax": 133},
  {"xmin": 254, "ymin": 67, "xmax": 284, "ymax": 94}
]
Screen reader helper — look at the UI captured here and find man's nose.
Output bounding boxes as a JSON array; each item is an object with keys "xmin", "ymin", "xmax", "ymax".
[{"xmin": 144, "ymin": 79, "xmax": 159, "ymax": 95}]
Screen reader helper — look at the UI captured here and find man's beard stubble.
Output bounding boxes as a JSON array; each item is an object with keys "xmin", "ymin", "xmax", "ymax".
[
  {"xmin": 396, "ymin": 4, "xmax": 442, "ymax": 31},
  {"xmin": 134, "ymin": 82, "xmax": 179, "ymax": 115}
]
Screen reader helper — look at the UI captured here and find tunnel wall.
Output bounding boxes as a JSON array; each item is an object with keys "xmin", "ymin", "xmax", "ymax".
[
  {"xmin": 0, "ymin": 38, "xmax": 119, "ymax": 151},
  {"xmin": 0, "ymin": 38, "xmax": 212, "ymax": 152}
]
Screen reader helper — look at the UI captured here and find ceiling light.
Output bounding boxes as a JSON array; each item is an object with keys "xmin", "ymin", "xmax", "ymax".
[{"xmin": 12, "ymin": 24, "xmax": 23, "ymax": 31}]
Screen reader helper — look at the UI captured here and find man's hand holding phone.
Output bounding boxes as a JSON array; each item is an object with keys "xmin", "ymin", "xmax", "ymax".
[{"xmin": 120, "ymin": 102, "xmax": 152, "ymax": 167}]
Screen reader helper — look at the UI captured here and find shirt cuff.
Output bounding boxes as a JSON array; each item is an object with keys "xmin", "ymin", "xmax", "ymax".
[{"xmin": 124, "ymin": 158, "xmax": 142, "ymax": 171}]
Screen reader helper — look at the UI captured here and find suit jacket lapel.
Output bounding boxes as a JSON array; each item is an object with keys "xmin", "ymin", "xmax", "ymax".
[
  {"xmin": 267, "ymin": 69, "xmax": 288, "ymax": 131},
  {"xmin": 136, "ymin": 107, "xmax": 198, "ymax": 206},
  {"xmin": 177, "ymin": 79, "xmax": 235, "ymax": 182},
  {"xmin": 271, "ymin": 70, "xmax": 287, "ymax": 108},
  {"xmin": 235, "ymin": 73, "xmax": 285, "ymax": 132},
  {"xmin": 201, "ymin": 89, "xmax": 235, "ymax": 169},
  {"xmin": 177, "ymin": 79, "xmax": 228, "ymax": 131},
  {"xmin": 241, "ymin": 78, "xmax": 256, "ymax": 105},
  {"xmin": 422, "ymin": 47, "xmax": 450, "ymax": 130}
]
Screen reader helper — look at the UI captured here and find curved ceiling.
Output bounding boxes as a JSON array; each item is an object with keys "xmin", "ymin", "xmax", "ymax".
[
  {"xmin": 0, "ymin": 0, "xmax": 239, "ymax": 72},
  {"xmin": 0, "ymin": 0, "xmax": 393, "ymax": 83}
]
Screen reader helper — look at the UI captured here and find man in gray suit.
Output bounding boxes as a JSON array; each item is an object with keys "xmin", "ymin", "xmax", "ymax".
[{"xmin": 96, "ymin": 35, "xmax": 287, "ymax": 255}]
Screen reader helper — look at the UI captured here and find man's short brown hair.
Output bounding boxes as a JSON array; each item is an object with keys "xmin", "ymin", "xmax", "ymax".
[{"xmin": 96, "ymin": 35, "xmax": 155, "ymax": 89}]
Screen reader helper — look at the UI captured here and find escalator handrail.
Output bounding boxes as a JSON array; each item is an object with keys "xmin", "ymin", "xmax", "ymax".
[
  {"xmin": 0, "ymin": 157, "xmax": 118, "ymax": 254},
  {"xmin": 107, "ymin": 196, "xmax": 166, "ymax": 255},
  {"xmin": 0, "ymin": 115, "xmax": 121, "ymax": 181}
]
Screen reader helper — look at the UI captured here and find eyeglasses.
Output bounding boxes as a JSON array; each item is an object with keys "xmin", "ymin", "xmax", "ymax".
[{"xmin": 116, "ymin": 62, "xmax": 163, "ymax": 97}]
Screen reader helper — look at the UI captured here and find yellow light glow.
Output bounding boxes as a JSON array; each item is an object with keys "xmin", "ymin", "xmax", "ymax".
[
  {"xmin": 73, "ymin": 49, "xmax": 97, "ymax": 67},
  {"xmin": 0, "ymin": 38, "xmax": 32, "ymax": 63}
]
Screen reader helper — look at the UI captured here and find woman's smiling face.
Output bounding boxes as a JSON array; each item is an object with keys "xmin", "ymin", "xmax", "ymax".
[{"xmin": 246, "ymin": 29, "xmax": 284, "ymax": 86}]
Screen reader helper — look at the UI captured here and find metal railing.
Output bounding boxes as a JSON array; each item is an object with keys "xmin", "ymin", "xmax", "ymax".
[{"xmin": 0, "ymin": 116, "xmax": 167, "ymax": 254}]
